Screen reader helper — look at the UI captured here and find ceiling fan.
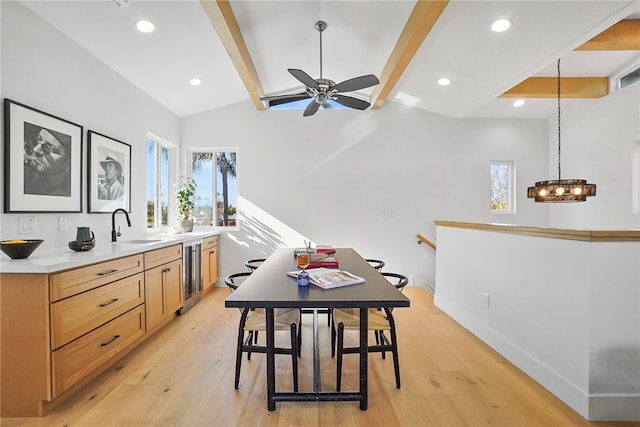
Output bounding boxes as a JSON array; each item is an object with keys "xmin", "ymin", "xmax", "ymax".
[{"xmin": 261, "ymin": 21, "xmax": 380, "ymax": 117}]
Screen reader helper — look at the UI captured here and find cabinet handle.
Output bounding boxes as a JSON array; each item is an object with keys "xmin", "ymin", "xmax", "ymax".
[
  {"xmin": 163, "ymin": 267, "xmax": 171, "ymax": 273},
  {"xmin": 97, "ymin": 269, "xmax": 118, "ymax": 276},
  {"xmin": 100, "ymin": 335, "xmax": 120, "ymax": 347},
  {"xmin": 99, "ymin": 298, "xmax": 119, "ymax": 307}
]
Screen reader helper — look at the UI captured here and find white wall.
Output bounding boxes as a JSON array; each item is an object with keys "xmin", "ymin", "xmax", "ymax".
[
  {"xmin": 181, "ymin": 101, "xmax": 548, "ymax": 287},
  {"xmin": 434, "ymin": 225, "xmax": 640, "ymax": 420},
  {"xmin": 0, "ymin": 2, "xmax": 181, "ymax": 248},
  {"xmin": 548, "ymin": 84, "xmax": 640, "ymax": 229}
]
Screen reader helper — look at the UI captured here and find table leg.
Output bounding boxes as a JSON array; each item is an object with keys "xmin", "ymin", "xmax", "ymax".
[
  {"xmin": 359, "ymin": 307, "xmax": 368, "ymax": 410},
  {"xmin": 266, "ymin": 308, "xmax": 276, "ymax": 411},
  {"xmin": 313, "ymin": 309, "xmax": 321, "ymax": 392}
]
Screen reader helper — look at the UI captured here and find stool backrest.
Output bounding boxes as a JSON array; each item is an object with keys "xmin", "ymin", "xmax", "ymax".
[
  {"xmin": 244, "ymin": 258, "xmax": 266, "ymax": 272},
  {"xmin": 365, "ymin": 259, "xmax": 385, "ymax": 272},
  {"xmin": 225, "ymin": 271, "xmax": 253, "ymax": 292},
  {"xmin": 381, "ymin": 272, "xmax": 408, "ymax": 292}
]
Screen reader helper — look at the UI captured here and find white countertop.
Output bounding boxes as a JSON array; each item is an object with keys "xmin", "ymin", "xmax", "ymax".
[{"xmin": 0, "ymin": 231, "xmax": 219, "ymax": 274}]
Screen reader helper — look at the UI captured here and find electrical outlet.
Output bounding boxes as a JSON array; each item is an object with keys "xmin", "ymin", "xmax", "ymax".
[
  {"xmin": 58, "ymin": 216, "xmax": 68, "ymax": 231},
  {"xmin": 483, "ymin": 292, "xmax": 491, "ymax": 308},
  {"xmin": 19, "ymin": 217, "xmax": 37, "ymax": 234}
]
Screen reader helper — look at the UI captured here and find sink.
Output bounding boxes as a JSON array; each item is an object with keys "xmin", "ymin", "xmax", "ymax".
[{"xmin": 119, "ymin": 239, "xmax": 163, "ymax": 244}]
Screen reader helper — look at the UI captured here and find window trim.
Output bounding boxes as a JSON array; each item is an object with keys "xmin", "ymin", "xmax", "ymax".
[
  {"xmin": 490, "ymin": 160, "xmax": 516, "ymax": 214},
  {"xmin": 186, "ymin": 147, "xmax": 239, "ymax": 229},
  {"xmin": 147, "ymin": 132, "xmax": 176, "ymax": 230}
]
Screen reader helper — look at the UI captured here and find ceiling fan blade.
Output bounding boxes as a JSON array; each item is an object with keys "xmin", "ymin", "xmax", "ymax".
[
  {"xmin": 333, "ymin": 94, "xmax": 371, "ymax": 110},
  {"xmin": 260, "ymin": 92, "xmax": 308, "ymax": 102},
  {"xmin": 303, "ymin": 100, "xmax": 320, "ymax": 117},
  {"xmin": 332, "ymin": 74, "xmax": 379, "ymax": 93},
  {"xmin": 268, "ymin": 95, "xmax": 312, "ymax": 107},
  {"xmin": 288, "ymin": 69, "xmax": 319, "ymax": 89}
]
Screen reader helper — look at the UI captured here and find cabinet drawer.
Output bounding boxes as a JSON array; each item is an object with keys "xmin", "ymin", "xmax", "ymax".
[
  {"xmin": 144, "ymin": 244, "xmax": 182, "ymax": 270},
  {"xmin": 202, "ymin": 235, "xmax": 219, "ymax": 250},
  {"xmin": 50, "ymin": 273, "xmax": 144, "ymax": 350},
  {"xmin": 50, "ymin": 254, "xmax": 144, "ymax": 302},
  {"xmin": 51, "ymin": 305, "xmax": 145, "ymax": 397}
]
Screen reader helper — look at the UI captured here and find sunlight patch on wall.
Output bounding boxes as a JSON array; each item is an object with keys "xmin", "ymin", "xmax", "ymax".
[{"xmin": 228, "ymin": 196, "xmax": 311, "ymax": 252}]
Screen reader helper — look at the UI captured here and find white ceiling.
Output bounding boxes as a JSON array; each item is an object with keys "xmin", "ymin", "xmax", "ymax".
[{"xmin": 19, "ymin": 0, "xmax": 640, "ymax": 120}]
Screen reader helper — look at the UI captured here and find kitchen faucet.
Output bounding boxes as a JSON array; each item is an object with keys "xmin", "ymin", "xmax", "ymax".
[{"xmin": 111, "ymin": 208, "xmax": 131, "ymax": 242}]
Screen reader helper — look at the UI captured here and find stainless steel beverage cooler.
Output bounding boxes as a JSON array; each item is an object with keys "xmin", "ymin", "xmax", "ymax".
[{"xmin": 179, "ymin": 238, "xmax": 202, "ymax": 314}]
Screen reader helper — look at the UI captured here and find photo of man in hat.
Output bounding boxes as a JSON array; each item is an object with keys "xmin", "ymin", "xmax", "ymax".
[{"xmin": 97, "ymin": 152, "xmax": 125, "ymax": 200}]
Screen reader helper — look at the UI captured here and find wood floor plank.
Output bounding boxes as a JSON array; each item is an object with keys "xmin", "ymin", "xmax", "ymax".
[{"xmin": 2, "ymin": 286, "xmax": 638, "ymax": 426}]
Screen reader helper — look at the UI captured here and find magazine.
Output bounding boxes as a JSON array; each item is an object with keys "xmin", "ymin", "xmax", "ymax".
[{"xmin": 288, "ymin": 267, "xmax": 365, "ymax": 289}]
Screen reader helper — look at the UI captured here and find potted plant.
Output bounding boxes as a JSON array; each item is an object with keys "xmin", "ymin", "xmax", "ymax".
[{"xmin": 176, "ymin": 177, "xmax": 196, "ymax": 232}]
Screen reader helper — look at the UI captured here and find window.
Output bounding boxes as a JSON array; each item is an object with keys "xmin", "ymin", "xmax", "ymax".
[
  {"xmin": 620, "ymin": 65, "xmax": 640, "ymax": 89},
  {"xmin": 147, "ymin": 134, "xmax": 175, "ymax": 229},
  {"xmin": 491, "ymin": 161, "xmax": 515, "ymax": 213},
  {"xmin": 267, "ymin": 99, "xmax": 348, "ymax": 110},
  {"xmin": 188, "ymin": 149, "xmax": 238, "ymax": 227}
]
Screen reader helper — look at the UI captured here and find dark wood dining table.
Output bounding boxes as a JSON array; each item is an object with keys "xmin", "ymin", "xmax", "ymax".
[{"xmin": 225, "ymin": 247, "xmax": 410, "ymax": 410}]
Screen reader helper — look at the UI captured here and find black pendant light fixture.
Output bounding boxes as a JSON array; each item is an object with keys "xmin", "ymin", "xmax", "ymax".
[{"xmin": 527, "ymin": 59, "xmax": 596, "ymax": 202}]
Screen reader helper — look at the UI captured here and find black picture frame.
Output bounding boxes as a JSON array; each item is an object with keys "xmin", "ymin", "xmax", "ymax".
[
  {"xmin": 3, "ymin": 98, "xmax": 83, "ymax": 213},
  {"xmin": 87, "ymin": 130, "xmax": 131, "ymax": 213}
]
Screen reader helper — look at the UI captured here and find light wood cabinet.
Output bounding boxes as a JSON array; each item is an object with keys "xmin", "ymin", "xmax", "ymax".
[
  {"xmin": 0, "ymin": 240, "xmax": 193, "ymax": 418},
  {"xmin": 202, "ymin": 235, "xmax": 219, "ymax": 294},
  {"xmin": 50, "ymin": 272, "xmax": 144, "ymax": 350},
  {"xmin": 51, "ymin": 305, "xmax": 145, "ymax": 396},
  {"xmin": 144, "ymin": 245, "xmax": 183, "ymax": 331}
]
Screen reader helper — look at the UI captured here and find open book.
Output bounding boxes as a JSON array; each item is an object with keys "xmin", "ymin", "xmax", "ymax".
[{"xmin": 288, "ymin": 267, "xmax": 365, "ymax": 289}]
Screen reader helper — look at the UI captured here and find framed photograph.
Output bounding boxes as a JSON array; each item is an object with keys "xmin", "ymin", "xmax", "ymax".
[
  {"xmin": 87, "ymin": 131, "xmax": 131, "ymax": 213},
  {"xmin": 3, "ymin": 98, "xmax": 83, "ymax": 213}
]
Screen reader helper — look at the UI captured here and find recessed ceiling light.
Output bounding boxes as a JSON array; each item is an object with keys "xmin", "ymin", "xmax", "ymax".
[
  {"xmin": 513, "ymin": 99, "xmax": 525, "ymax": 107},
  {"xmin": 189, "ymin": 78, "xmax": 202, "ymax": 86},
  {"xmin": 135, "ymin": 20, "xmax": 155, "ymax": 33},
  {"xmin": 491, "ymin": 18, "xmax": 512, "ymax": 33},
  {"xmin": 437, "ymin": 78, "xmax": 451, "ymax": 86}
]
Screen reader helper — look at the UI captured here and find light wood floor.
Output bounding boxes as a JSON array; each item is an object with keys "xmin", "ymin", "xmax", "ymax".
[{"xmin": 3, "ymin": 286, "xmax": 638, "ymax": 426}]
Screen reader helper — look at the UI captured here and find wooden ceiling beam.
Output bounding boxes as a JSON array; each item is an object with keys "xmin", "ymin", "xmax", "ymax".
[
  {"xmin": 370, "ymin": 0, "xmax": 449, "ymax": 110},
  {"xmin": 576, "ymin": 19, "xmax": 640, "ymax": 51},
  {"xmin": 200, "ymin": 0, "xmax": 266, "ymax": 110},
  {"xmin": 500, "ymin": 77, "xmax": 609, "ymax": 99}
]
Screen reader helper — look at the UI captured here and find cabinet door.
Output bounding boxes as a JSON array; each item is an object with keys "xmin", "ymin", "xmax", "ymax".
[
  {"xmin": 202, "ymin": 245, "xmax": 218, "ymax": 291},
  {"xmin": 144, "ymin": 265, "xmax": 165, "ymax": 331},
  {"xmin": 201, "ymin": 245, "xmax": 212, "ymax": 291},
  {"xmin": 208, "ymin": 246, "xmax": 219, "ymax": 286},
  {"xmin": 164, "ymin": 259, "xmax": 183, "ymax": 315}
]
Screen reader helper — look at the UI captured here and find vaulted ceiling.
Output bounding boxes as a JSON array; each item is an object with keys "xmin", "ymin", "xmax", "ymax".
[{"xmin": 19, "ymin": 0, "xmax": 640, "ymax": 120}]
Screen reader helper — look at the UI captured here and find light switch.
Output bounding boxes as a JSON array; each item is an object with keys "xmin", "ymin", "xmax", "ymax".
[
  {"xmin": 58, "ymin": 216, "xmax": 68, "ymax": 231},
  {"xmin": 19, "ymin": 217, "xmax": 37, "ymax": 234}
]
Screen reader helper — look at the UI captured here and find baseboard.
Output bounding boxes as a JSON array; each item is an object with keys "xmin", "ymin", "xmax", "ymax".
[
  {"xmin": 409, "ymin": 275, "xmax": 435, "ymax": 293},
  {"xmin": 589, "ymin": 395, "xmax": 640, "ymax": 420},
  {"xmin": 434, "ymin": 294, "xmax": 590, "ymax": 419}
]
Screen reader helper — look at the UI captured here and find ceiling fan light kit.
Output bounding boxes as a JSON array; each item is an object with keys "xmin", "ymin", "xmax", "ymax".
[
  {"xmin": 261, "ymin": 21, "xmax": 380, "ymax": 117},
  {"xmin": 527, "ymin": 59, "xmax": 596, "ymax": 203}
]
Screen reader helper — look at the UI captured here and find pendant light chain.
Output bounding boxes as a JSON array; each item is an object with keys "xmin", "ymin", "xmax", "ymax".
[{"xmin": 557, "ymin": 58, "xmax": 562, "ymax": 181}]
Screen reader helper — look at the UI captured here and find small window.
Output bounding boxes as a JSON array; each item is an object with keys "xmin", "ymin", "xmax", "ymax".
[
  {"xmin": 620, "ymin": 65, "xmax": 640, "ymax": 89},
  {"xmin": 146, "ymin": 134, "xmax": 175, "ymax": 229},
  {"xmin": 189, "ymin": 149, "xmax": 238, "ymax": 228},
  {"xmin": 491, "ymin": 161, "xmax": 515, "ymax": 213}
]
